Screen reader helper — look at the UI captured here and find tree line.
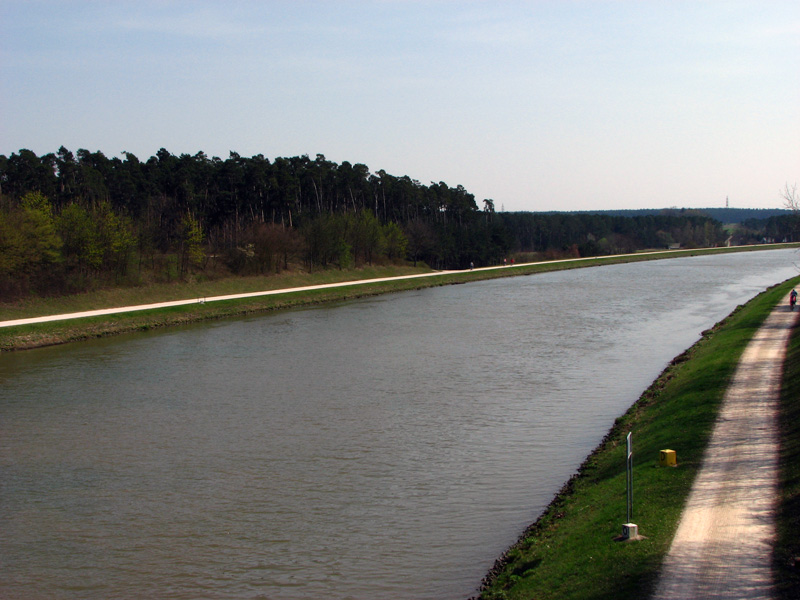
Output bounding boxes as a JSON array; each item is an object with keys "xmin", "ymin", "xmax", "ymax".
[
  {"xmin": 738, "ymin": 214, "xmax": 800, "ymax": 244},
  {"xmin": 1, "ymin": 147, "xmax": 732, "ymax": 299}
]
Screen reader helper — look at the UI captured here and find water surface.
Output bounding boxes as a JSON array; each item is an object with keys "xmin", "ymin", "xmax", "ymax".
[{"xmin": 1, "ymin": 249, "xmax": 797, "ymax": 599}]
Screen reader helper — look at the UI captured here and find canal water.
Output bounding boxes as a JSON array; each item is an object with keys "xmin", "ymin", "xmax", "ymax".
[{"xmin": 1, "ymin": 249, "xmax": 797, "ymax": 599}]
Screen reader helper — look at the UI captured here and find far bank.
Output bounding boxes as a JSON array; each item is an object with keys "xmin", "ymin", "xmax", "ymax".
[{"xmin": 1, "ymin": 244, "xmax": 796, "ymax": 352}]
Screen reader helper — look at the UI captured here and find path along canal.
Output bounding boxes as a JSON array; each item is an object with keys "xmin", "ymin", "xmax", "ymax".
[{"xmin": 1, "ymin": 249, "xmax": 797, "ymax": 599}]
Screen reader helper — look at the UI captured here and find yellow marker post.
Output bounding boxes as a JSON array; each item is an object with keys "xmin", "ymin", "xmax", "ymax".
[{"xmin": 659, "ymin": 449, "xmax": 677, "ymax": 467}]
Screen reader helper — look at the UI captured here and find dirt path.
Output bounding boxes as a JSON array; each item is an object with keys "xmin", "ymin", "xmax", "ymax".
[{"xmin": 652, "ymin": 295, "xmax": 798, "ymax": 599}]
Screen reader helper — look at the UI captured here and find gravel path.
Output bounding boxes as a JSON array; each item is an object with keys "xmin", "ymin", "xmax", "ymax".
[
  {"xmin": 0, "ymin": 247, "xmax": 729, "ymax": 329},
  {"xmin": 652, "ymin": 295, "xmax": 798, "ymax": 599},
  {"xmin": 0, "ymin": 270, "xmax": 458, "ymax": 328}
]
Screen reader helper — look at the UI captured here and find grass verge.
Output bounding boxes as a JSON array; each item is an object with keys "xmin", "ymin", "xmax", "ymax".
[
  {"xmin": 477, "ymin": 275, "xmax": 800, "ymax": 600},
  {"xmin": 1, "ymin": 245, "xmax": 794, "ymax": 352},
  {"xmin": 0, "ymin": 264, "xmax": 433, "ymax": 321},
  {"xmin": 775, "ymin": 305, "xmax": 800, "ymax": 598}
]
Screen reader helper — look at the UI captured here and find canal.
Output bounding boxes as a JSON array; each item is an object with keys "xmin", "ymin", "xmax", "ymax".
[{"xmin": 1, "ymin": 249, "xmax": 797, "ymax": 599}]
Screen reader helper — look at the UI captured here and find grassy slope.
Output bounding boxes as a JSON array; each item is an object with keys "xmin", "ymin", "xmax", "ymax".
[
  {"xmin": 776, "ymin": 310, "xmax": 800, "ymax": 598},
  {"xmin": 478, "ymin": 276, "xmax": 800, "ymax": 600}
]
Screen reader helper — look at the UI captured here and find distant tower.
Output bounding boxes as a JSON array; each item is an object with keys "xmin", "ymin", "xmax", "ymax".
[{"xmin": 726, "ymin": 196, "xmax": 729, "ymax": 208}]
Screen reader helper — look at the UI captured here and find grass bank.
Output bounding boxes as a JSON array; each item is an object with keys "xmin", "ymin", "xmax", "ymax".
[
  {"xmin": 477, "ymin": 275, "xmax": 800, "ymax": 600},
  {"xmin": 776, "ymin": 306, "xmax": 800, "ymax": 599},
  {"xmin": 0, "ymin": 244, "xmax": 795, "ymax": 352}
]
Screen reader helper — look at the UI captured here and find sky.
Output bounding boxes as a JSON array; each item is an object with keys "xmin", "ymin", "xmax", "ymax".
[{"xmin": 1, "ymin": 1, "xmax": 798, "ymax": 212}]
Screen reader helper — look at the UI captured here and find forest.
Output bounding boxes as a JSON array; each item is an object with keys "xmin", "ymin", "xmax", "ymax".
[{"xmin": 0, "ymin": 147, "xmax": 791, "ymax": 300}]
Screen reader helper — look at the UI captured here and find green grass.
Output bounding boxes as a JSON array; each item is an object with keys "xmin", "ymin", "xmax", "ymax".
[
  {"xmin": 775, "ymin": 307, "xmax": 800, "ymax": 599},
  {"xmin": 478, "ymin": 276, "xmax": 800, "ymax": 600}
]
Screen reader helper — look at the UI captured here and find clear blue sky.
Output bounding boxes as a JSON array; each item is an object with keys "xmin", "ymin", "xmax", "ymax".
[{"xmin": 1, "ymin": 1, "xmax": 798, "ymax": 211}]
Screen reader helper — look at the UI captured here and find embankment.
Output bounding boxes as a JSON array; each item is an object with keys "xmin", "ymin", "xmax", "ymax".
[{"xmin": 1, "ymin": 245, "xmax": 794, "ymax": 352}]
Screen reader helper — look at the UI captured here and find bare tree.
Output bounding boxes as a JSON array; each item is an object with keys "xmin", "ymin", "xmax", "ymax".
[
  {"xmin": 779, "ymin": 182, "xmax": 800, "ymax": 249},
  {"xmin": 782, "ymin": 182, "xmax": 799, "ymax": 211}
]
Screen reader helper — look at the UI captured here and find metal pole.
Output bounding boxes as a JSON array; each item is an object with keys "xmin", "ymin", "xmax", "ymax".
[{"xmin": 626, "ymin": 432, "xmax": 633, "ymax": 523}]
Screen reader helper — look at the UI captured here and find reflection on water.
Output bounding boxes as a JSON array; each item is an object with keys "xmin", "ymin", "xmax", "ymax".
[{"xmin": 1, "ymin": 249, "xmax": 797, "ymax": 599}]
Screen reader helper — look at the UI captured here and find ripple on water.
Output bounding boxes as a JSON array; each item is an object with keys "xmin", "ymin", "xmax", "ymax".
[{"xmin": 0, "ymin": 249, "xmax": 797, "ymax": 599}]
